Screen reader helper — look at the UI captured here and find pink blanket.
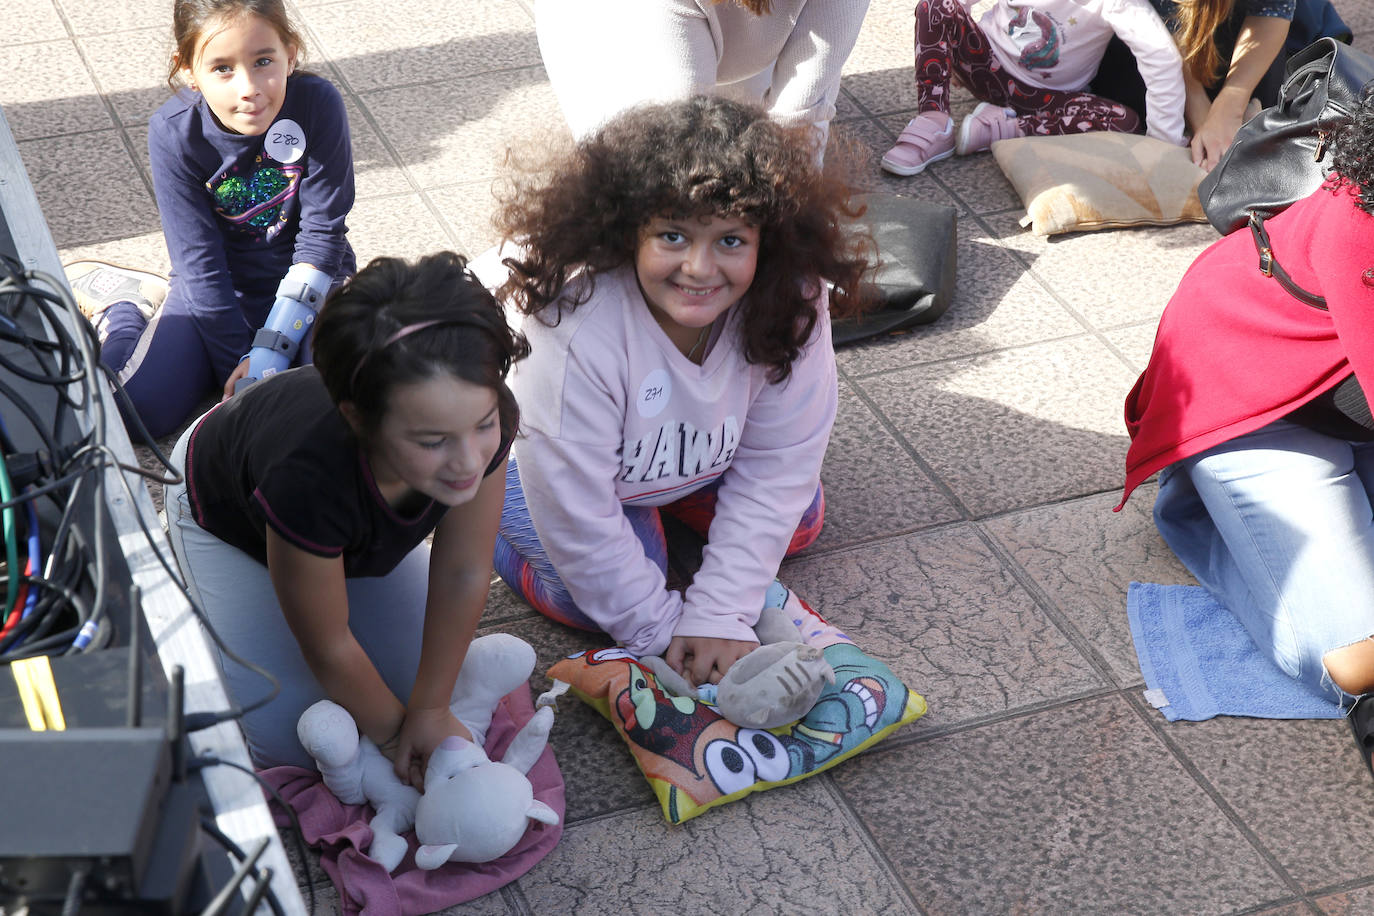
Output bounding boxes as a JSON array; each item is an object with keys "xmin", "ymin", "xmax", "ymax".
[{"xmin": 260, "ymin": 686, "xmax": 565, "ymax": 915}]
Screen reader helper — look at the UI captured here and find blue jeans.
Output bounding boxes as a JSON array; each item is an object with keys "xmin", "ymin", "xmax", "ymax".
[
  {"xmin": 1154, "ymin": 418, "xmax": 1374, "ymax": 704},
  {"xmin": 164, "ymin": 416, "xmax": 431, "ymax": 768}
]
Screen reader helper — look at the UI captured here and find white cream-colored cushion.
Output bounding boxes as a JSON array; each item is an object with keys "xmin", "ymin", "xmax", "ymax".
[{"xmin": 990, "ymin": 132, "xmax": 1208, "ymax": 236}]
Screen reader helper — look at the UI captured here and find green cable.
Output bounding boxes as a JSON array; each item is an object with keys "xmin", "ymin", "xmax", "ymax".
[{"xmin": 0, "ymin": 450, "xmax": 17, "ymax": 622}]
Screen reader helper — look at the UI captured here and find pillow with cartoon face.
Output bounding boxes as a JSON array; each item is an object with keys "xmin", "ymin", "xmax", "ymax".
[{"xmin": 546, "ymin": 589, "xmax": 926, "ymax": 823}]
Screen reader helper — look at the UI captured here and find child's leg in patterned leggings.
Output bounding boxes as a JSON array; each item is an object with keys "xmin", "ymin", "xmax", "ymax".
[
  {"xmin": 917, "ymin": 0, "xmax": 1004, "ymax": 113},
  {"xmin": 493, "ymin": 456, "xmax": 668, "ymax": 632},
  {"xmin": 662, "ymin": 479, "xmax": 825, "ymax": 557},
  {"xmin": 1007, "ymin": 86, "xmax": 1141, "ymax": 136}
]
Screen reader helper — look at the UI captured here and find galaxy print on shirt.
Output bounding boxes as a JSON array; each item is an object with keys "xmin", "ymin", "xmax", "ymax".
[{"xmin": 207, "ymin": 154, "xmax": 302, "ymax": 243}]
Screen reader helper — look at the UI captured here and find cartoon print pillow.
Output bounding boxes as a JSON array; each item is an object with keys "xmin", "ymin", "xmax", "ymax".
[{"xmin": 546, "ymin": 589, "xmax": 926, "ymax": 824}]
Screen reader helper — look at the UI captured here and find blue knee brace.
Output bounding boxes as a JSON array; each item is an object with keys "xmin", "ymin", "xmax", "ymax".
[{"xmin": 235, "ymin": 263, "xmax": 332, "ymax": 393}]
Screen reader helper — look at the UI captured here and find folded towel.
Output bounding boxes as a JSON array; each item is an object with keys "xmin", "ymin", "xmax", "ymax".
[
  {"xmin": 259, "ymin": 686, "xmax": 564, "ymax": 916},
  {"xmin": 1126, "ymin": 582, "xmax": 1342, "ymax": 721}
]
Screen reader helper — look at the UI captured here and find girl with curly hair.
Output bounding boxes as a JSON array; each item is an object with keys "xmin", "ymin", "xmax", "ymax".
[
  {"xmin": 492, "ymin": 95, "xmax": 870, "ymax": 689},
  {"xmin": 1119, "ymin": 90, "xmax": 1374, "ymax": 774}
]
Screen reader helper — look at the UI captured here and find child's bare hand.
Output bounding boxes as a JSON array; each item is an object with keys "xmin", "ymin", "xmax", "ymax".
[
  {"xmin": 665, "ymin": 635, "xmax": 759, "ymax": 687},
  {"xmin": 222, "ymin": 360, "xmax": 251, "ymax": 400},
  {"xmin": 391, "ymin": 707, "xmax": 473, "ymax": 786}
]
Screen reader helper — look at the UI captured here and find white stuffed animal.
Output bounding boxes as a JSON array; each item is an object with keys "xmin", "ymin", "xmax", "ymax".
[{"xmin": 296, "ymin": 633, "xmax": 560, "ymax": 872}]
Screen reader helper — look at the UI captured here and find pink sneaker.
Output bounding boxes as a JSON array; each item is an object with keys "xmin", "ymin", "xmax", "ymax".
[
  {"xmin": 880, "ymin": 112, "xmax": 955, "ymax": 176},
  {"xmin": 955, "ymin": 102, "xmax": 1024, "ymax": 155}
]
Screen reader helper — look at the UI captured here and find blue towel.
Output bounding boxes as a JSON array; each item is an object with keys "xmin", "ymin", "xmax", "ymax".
[{"xmin": 1126, "ymin": 582, "xmax": 1342, "ymax": 721}]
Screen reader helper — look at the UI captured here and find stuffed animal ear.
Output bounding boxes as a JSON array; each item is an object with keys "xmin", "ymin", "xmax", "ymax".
[
  {"xmin": 415, "ymin": 843, "xmax": 459, "ymax": 871},
  {"xmin": 527, "ymin": 799, "xmax": 560, "ymax": 826}
]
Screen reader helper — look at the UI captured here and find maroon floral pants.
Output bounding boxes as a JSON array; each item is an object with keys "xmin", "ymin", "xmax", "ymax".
[{"xmin": 913, "ymin": 0, "xmax": 1140, "ymax": 136}]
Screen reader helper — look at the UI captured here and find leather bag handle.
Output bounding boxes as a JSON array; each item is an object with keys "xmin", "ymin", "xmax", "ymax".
[{"xmin": 1248, "ymin": 210, "xmax": 1329, "ymax": 310}]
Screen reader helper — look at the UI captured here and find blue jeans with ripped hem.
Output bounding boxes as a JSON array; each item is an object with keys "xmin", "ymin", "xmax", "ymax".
[{"xmin": 1154, "ymin": 418, "xmax": 1374, "ymax": 706}]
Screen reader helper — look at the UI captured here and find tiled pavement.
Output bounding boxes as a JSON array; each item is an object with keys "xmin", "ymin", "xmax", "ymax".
[{"xmin": 8, "ymin": 0, "xmax": 1374, "ymax": 913}]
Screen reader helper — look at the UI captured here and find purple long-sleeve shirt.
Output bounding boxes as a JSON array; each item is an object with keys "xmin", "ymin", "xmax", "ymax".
[{"xmin": 148, "ymin": 72, "xmax": 356, "ymax": 382}]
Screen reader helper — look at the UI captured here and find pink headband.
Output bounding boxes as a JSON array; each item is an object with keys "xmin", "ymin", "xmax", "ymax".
[{"xmin": 348, "ymin": 320, "xmax": 450, "ymax": 393}]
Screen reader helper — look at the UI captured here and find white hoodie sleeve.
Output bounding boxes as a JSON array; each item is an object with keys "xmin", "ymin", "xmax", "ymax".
[
  {"xmin": 1103, "ymin": 0, "xmax": 1187, "ymax": 145},
  {"xmin": 761, "ymin": 0, "xmax": 872, "ymax": 148},
  {"xmin": 673, "ymin": 302, "xmax": 838, "ymax": 642}
]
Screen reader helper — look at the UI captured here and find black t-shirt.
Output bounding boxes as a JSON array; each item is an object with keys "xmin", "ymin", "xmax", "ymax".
[{"xmin": 186, "ymin": 367, "xmax": 511, "ymax": 577}]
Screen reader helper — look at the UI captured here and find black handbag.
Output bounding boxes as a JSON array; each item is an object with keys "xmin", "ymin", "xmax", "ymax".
[
  {"xmin": 832, "ymin": 192, "xmax": 957, "ymax": 347},
  {"xmin": 1197, "ymin": 36, "xmax": 1374, "ymax": 235}
]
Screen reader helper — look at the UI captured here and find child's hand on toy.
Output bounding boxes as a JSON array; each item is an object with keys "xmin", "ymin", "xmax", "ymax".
[
  {"xmin": 391, "ymin": 707, "xmax": 474, "ymax": 786},
  {"xmin": 665, "ymin": 635, "xmax": 760, "ymax": 686}
]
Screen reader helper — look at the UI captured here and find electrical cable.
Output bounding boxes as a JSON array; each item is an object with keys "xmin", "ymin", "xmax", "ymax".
[
  {"xmin": 1, "ymin": 446, "xmax": 17, "ymax": 620},
  {"xmin": 192, "ymin": 754, "xmax": 315, "ymax": 916},
  {"xmin": 2, "ymin": 262, "xmax": 299, "ymax": 907}
]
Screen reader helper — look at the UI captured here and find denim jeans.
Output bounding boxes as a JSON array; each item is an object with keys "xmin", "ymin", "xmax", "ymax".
[
  {"xmin": 1154, "ymin": 418, "xmax": 1374, "ymax": 704},
  {"xmin": 164, "ymin": 416, "xmax": 431, "ymax": 768}
]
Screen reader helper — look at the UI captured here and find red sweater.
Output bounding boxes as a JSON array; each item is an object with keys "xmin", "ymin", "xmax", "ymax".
[{"xmin": 1120, "ymin": 182, "xmax": 1374, "ymax": 509}]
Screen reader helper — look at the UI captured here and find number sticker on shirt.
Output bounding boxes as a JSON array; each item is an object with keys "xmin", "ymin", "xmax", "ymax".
[
  {"xmin": 265, "ymin": 118, "xmax": 306, "ymax": 164},
  {"xmin": 636, "ymin": 369, "xmax": 671, "ymax": 419}
]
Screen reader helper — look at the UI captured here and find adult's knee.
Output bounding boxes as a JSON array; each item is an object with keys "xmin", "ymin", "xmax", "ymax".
[{"xmin": 1324, "ymin": 637, "xmax": 1374, "ymax": 696}]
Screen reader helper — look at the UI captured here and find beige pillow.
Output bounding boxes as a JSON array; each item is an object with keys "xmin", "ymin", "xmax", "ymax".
[{"xmin": 990, "ymin": 132, "xmax": 1208, "ymax": 236}]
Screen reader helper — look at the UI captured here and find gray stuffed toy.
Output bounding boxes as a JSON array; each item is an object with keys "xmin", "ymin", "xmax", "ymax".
[{"xmin": 643, "ymin": 594, "xmax": 834, "ymax": 729}]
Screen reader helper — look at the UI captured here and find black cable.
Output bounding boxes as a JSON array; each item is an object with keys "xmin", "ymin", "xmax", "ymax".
[
  {"xmin": 60, "ymin": 865, "xmax": 87, "ymax": 916},
  {"xmin": 91, "ymin": 437, "xmax": 281, "ymax": 720},
  {"xmin": 192, "ymin": 756, "xmax": 316, "ymax": 916},
  {"xmin": 195, "ymin": 822, "xmax": 279, "ymax": 916}
]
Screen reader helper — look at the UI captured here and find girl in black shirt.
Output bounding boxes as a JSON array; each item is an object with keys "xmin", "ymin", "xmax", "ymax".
[{"xmin": 164, "ymin": 252, "xmax": 528, "ymax": 779}]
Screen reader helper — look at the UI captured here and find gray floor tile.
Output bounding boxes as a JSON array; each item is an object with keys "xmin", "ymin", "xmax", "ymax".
[
  {"xmin": 306, "ymin": 0, "xmax": 539, "ymax": 92},
  {"xmin": 809, "ymin": 382, "xmax": 962, "ymax": 552},
  {"xmin": 516, "ymin": 777, "xmax": 913, "ymax": 915},
  {"xmin": 1104, "ymin": 320, "xmax": 1161, "ymax": 374},
  {"xmin": 18, "ymin": 130, "xmax": 160, "ymax": 248},
  {"xmin": 783, "ymin": 526, "xmax": 1103, "ymax": 727},
  {"xmin": 342, "ymin": 94, "xmax": 415, "ymax": 200},
  {"xmin": 0, "ymin": 39, "xmax": 113, "ymax": 141},
  {"xmin": 59, "ymin": 0, "xmax": 171, "ymax": 36},
  {"xmin": 57, "ymin": 229, "xmax": 170, "ymax": 278},
  {"xmin": 986, "ymin": 209, "xmax": 1220, "ymax": 329},
  {"xmin": 429, "ymin": 890, "xmax": 515, "ymax": 915},
  {"xmin": 1162, "ymin": 712, "xmax": 1374, "ymax": 892},
  {"xmin": 833, "ymin": 695, "xmax": 1289, "ymax": 915},
  {"xmin": 344, "ymin": 192, "xmax": 456, "ymax": 265},
  {"xmin": 1315, "ymin": 884, "xmax": 1374, "ymax": 913},
  {"xmin": 857, "ymin": 335, "xmax": 1138, "ymax": 517},
  {"xmin": 427, "ymin": 180, "xmax": 504, "ymax": 255},
  {"xmin": 982, "ymin": 486, "xmax": 1196, "ymax": 687},
  {"xmin": 77, "ymin": 29, "xmax": 169, "ymax": 128},
  {"xmin": 358, "ymin": 70, "xmax": 562, "ymax": 188},
  {"xmin": 10, "ymin": 0, "xmax": 66, "ymax": 43}
]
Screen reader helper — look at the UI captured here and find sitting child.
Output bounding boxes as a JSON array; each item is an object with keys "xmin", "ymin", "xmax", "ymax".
[
  {"xmin": 882, "ymin": 0, "xmax": 1187, "ymax": 175},
  {"xmin": 492, "ymin": 95, "xmax": 870, "ymax": 689}
]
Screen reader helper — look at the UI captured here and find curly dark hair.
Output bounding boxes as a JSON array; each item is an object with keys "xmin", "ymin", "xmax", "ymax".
[
  {"xmin": 312, "ymin": 251, "xmax": 530, "ymax": 442},
  {"xmin": 1331, "ymin": 84, "xmax": 1374, "ymax": 216},
  {"xmin": 495, "ymin": 95, "xmax": 873, "ymax": 382}
]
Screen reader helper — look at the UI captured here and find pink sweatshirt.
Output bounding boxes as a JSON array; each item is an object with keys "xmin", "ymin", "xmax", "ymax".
[
  {"xmin": 971, "ymin": 0, "xmax": 1186, "ymax": 145},
  {"xmin": 509, "ymin": 266, "xmax": 838, "ymax": 657}
]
